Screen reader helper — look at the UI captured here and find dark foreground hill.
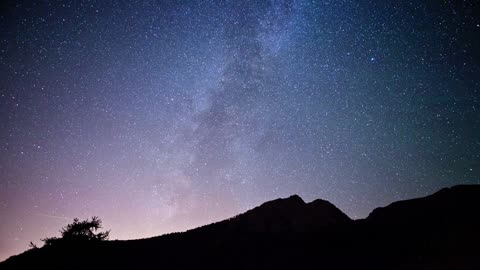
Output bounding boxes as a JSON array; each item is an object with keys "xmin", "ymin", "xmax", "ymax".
[{"xmin": 1, "ymin": 185, "xmax": 479, "ymax": 270}]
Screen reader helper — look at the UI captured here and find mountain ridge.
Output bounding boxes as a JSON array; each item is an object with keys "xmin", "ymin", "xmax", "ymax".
[{"xmin": 2, "ymin": 184, "xmax": 479, "ymax": 270}]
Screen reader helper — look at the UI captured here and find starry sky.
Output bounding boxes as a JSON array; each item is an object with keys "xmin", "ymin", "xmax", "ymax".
[{"xmin": 1, "ymin": 0, "xmax": 479, "ymax": 261}]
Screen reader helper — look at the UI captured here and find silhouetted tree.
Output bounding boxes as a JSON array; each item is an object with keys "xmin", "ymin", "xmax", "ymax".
[
  {"xmin": 41, "ymin": 216, "xmax": 110, "ymax": 246},
  {"xmin": 28, "ymin": 241, "xmax": 38, "ymax": 249}
]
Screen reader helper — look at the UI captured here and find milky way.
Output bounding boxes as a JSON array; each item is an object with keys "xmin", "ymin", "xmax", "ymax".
[{"xmin": 1, "ymin": 0, "xmax": 479, "ymax": 261}]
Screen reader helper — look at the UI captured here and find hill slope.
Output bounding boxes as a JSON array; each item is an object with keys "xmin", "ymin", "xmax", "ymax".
[{"xmin": 1, "ymin": 185, "xmax": 479, "ymax": 270}]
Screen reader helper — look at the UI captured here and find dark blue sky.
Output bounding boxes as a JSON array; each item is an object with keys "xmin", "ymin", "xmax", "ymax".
[{"xmin": 1, "ymin": 0, "xmax": 479, "ymax": 261}]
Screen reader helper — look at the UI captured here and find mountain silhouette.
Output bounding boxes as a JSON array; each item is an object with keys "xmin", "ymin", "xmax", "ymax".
[
  {"xmin": 1, "ymin": 185, "xmax": 479, "ymax": 269},
  {"xmin": 366, "ymin": 185, "xmax": 480, "ymax": 227},
  {"xmin": 191, "ymin": 195, "xmax": 352, "ymax": 234}
]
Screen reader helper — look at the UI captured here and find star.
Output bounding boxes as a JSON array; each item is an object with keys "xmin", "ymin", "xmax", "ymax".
[{"xmin": 0, "ymin": 0, "xmax": 478, "ymax": 262}]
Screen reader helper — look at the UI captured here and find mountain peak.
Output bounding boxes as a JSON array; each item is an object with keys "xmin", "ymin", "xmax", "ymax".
[
  {"xmin": 268, "ymin": 194, "xmax": 305, "ymax": 205},
  {"xmin": 286, "ymin": 194, "xmax": 304, "ymax": 202},
  {"xmin": 252, "ymin": 194, "xmax": 305, "ymax": 211},
  {"xmin": 217, "ymin": 194, "xmax": 352, "ymax": 233},
  {"xmin": 3, "ymin": 185, "xmax": 480, "ymax": 269}
]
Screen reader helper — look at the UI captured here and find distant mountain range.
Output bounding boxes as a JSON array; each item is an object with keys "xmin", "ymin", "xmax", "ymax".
[{"xmin": 2, "ymin": 185, "xmax": 479, "ymax": 269}]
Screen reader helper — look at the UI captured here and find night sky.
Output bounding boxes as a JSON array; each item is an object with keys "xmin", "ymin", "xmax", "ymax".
[{"xmin": 1, "ymin": 0, "xmax": 479, "ymax": 261}]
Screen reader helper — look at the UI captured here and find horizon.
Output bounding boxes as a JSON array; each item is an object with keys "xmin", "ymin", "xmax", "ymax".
[
  {"xmin": 1, "ymin": 184, "xmax": 475, "ymax": 262},
  {"xmin": 1, "ymin": 0, "xmax": 479, "ymax": 262}
]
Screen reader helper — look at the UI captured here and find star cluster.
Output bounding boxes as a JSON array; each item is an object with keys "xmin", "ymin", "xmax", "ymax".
[{"xmin": 1, "ymin": 0, "xmax": 479, "ymax": 261}]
